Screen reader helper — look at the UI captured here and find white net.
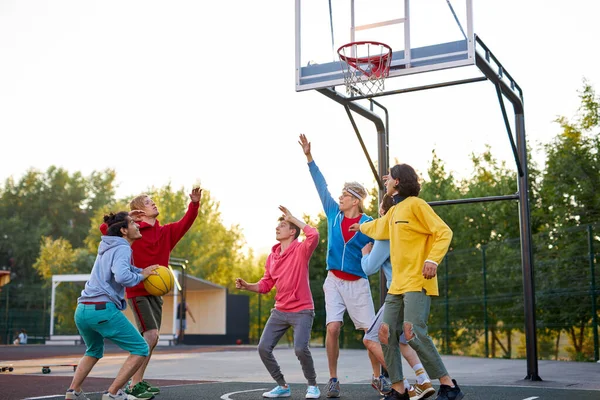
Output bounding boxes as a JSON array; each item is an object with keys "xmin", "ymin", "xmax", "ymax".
[{"xmin": 337, "ymin": 41, "xmax": 392, "ymax": 97}]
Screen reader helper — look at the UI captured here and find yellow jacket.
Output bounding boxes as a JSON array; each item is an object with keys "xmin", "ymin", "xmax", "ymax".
[{"xmin": 359, "ymin": 196, "xmax": 452, "ymax": 296}]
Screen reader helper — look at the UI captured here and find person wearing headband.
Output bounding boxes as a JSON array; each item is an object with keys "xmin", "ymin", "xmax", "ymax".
[{"xmin": 298, "ymin": 134, "xmax": 387, "ymax": 398}]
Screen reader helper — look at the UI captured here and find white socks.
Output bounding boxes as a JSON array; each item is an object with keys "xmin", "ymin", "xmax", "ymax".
[{"xmin": 413, "ymin": 363, "xmax": 431, "ymax": 384}]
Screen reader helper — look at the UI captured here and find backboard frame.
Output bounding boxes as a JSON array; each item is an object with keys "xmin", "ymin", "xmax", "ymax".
[{"xmin": 295, "ymin": 0, "xmax": 475, "ymax": 92}]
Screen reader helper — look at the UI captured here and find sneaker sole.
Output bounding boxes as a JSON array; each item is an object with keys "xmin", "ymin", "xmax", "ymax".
[
  {"xmin": 371, "ymin": 383, "xmax": 387, "ymax": 396},
  {"xmin": 411, "ymin": 387, "xmax": 436, "ymax": 400},
  {"xmin": 262, "ymin": 394, "xmax": 291, "ymax": 398},
  {"xmin": 125, "ymin": 394, "xmax": 154, "ymax": 400}
]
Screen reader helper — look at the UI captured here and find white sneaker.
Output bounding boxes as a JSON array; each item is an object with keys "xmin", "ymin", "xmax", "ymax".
[
  {"xmin": 262, "ymin": 385, "xmax": 291, "ymax": 398},
  {"xmin": 65, "ymin": 389, "xmax": 90, "ymax": 400},
  {"xmin": 102, "ymin": 389, "xmax": 129, "ymax": 400},
  {"xmin": 306, "ymin": 385, "xmax": 321, "ymax": 399}
]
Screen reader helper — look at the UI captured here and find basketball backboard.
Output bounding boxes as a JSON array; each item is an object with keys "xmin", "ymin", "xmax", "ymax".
[{"xmin": 295, "ymin": 0, "xmax": 474, "ymax": 93}]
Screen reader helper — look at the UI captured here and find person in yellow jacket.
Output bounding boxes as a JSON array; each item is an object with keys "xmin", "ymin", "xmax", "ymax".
[{"xmin": 350, "ymin": 163, "xmax": 464, "ymax": 400}]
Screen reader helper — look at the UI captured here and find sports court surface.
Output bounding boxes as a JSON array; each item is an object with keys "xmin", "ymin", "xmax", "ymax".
[{"xmin": 1, "ymin": 344, "xmax": 599, "ymax": 400}]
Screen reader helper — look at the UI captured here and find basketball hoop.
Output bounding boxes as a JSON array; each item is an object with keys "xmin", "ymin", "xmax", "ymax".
[{"xmin": 337, "ymin": 41, "xmax": 392, "ymax": 97}]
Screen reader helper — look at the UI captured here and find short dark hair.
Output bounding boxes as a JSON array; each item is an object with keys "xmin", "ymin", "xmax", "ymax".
[
  {"xmin": 390, "ymin": 164, "xmax": 420, "ymax": 197},
  {"xmin": 278, "ymin": 217, "xmax": 301, "ymax": 240},
  {"xmin": 103, "ymin": 212, "xmax": 130, "ymax": 237}
]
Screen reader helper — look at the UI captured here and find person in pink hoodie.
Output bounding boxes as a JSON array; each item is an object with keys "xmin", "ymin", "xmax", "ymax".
[{"xmin": 235, "ymin": 206, "xmax": 321, "ymax": 399}]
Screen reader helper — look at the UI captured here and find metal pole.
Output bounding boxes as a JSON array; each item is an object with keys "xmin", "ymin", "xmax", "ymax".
[
  {"xmin": 482, "ymin": 246, "xmax": 489, "ymax": 358},
  {"xmin": 4, "ymin": 285, "xmax": 9, "ymax": 344},
  {"xmin": 180, "ymin": 267, "xmax": 186, "ymax": 344},
  {"xmin": 588, "ymin": 225, "xmax": 599, "ymax": 362},
  {"xmin": 258, "ymin": 293, "xmax": 262, "ymax": 340},
  {"xmin": 50, "ymin": 280, "xmax": 58, "ymax": 337},
  {"xmin": 444, "ymin": 256, "xmax": 450, "ymax": 354},
  {"xmin": 515, "ymin": 112, "xmax": 541, "ymax": 381},
  {"xmin": 368, "ymin": 98, "xmax": 390, "ymax": 309}
]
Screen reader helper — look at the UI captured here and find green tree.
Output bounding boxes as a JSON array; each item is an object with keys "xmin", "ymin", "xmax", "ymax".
[
  {"xmin": 536, "ymin": 81, "xmax": 600, "ymax": 359},
  {"xmin": 0, "ymin": 167, "xmax": 115, "ymax": 283}
]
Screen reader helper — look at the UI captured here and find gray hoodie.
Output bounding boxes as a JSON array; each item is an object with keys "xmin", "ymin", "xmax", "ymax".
[{"xmin": 78, "ymin": 236, "xmax": 144, "ymax": 310}]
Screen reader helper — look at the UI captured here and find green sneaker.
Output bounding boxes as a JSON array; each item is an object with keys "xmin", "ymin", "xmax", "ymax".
[
  {"xmin": 124, "ymin": 382, "xmax": 154, "ymax": 400},
  {"xmin": 140, "ymin": 380, "xmax": 160, "ymax": 395}
]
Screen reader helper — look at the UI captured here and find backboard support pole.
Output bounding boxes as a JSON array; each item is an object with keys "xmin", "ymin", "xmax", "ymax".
[{"xmin": 316, "ymin": 34, "xmax": 541, "ymax": 381}]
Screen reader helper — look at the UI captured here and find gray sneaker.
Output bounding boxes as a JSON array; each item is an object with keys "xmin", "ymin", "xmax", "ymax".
[
  {"xmin": 65, "ymin": 389, "xmax": 90, "ymax": 400},
  {"xmin": 371, "ymin": 374, "xmax": 392, "ymax": 395},
  {"xmin": 325, "ymin": 378, "xmax": 340, "ymax": 398}
]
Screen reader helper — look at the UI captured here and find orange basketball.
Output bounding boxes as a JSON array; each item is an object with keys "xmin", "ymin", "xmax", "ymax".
[{"xmin": 143, "ymin": 266, "xmax": 174, "ymax": 296}]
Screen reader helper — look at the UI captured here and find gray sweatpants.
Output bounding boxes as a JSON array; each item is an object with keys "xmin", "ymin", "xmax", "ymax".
[{"xmin": 258, "ymin": 308, "xmax": 317, "ymax": 386}]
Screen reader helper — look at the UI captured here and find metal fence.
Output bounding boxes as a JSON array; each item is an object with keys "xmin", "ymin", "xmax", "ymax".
[
  {"xmin": 252, "ymin": 223, "xmax": 599, "ymax": 361},
  {"xmin": 2, "ymin": 224, "xmax": 598, "ymax": 361}
]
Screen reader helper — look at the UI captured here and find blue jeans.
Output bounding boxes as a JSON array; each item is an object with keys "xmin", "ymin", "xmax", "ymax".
[{"xmin": 75, "ymin": 303, "xmax": 149, "ymax": 358}]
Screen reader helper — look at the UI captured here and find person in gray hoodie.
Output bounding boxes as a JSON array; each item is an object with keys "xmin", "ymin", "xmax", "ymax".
[{"xmin": 65, "ymin": 211, "xmax": 159, "ymax": 400}]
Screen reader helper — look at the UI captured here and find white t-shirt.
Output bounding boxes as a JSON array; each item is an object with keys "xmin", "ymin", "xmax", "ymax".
[{"xmin": 18, "ymin": 333, "xmax": 27, "ymax": 344}]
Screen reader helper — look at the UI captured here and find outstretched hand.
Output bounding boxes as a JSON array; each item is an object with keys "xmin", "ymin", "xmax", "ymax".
[
  {"xmin": 189, "ymin": 187, "xmax": 202, "ymax": 203},
  {"xmin": 298, "ymin": 134, "xmax": 311, "ymax": 156},
  {"xmin": 235, "ymin": 278, "xmax": 249, "ymax": 290},
  {"xmin": 348, "ymin": 223, "xmax": 361, "ymax": 232}
]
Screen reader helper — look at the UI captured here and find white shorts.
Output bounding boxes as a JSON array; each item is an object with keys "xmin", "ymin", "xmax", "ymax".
[
  {"xmin": 323, "ymin": 271, "xmax": 375, "ymax": 330},
  {"xmin": 364, "ymin": 303, "xmax": 408, "ymax": 344}
]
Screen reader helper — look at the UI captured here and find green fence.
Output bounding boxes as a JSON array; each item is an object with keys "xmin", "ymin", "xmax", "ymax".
[
  {"xmin": 2, "ymin": 224, "xmax": 598, "ymax": 361},
  {"xmin": 250, "ymin": 223, "xmax": 599, "ymax": 361},
  {"xmin": 0, "ymin": 283, "xmax": 50, "ymax": 344}
]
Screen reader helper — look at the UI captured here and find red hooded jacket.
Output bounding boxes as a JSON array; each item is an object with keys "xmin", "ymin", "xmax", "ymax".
[{"xmin": 100, "ymin": 201, "xmax": 199, "ymax": 298}]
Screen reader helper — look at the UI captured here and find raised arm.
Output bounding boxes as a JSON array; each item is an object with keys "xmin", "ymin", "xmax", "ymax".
[
  {"xmin": 166, "ymin": 187, "xmax": 202, "ymax": 249},
  {"xmin": 298, "ymin": 133, "xmax": 313, "ymax": 163},
  {"xmin": 279, "ymin": 205, "xmax": 319, "ymax": 256},
  {"xmin": 299, "ymin": 134, "xmax": 340, "ymax": 216},
  {"xmin": 279, "ymin": 205, "xmax": 306, "ymax": 230}
]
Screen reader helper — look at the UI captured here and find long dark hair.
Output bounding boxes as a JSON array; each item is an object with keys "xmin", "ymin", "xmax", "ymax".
[
  {"xmin": 390, "ymin": 164, "xmax": 420, "ymax": 197},
  {"xmin": 381, "ymin": 194, "xmax": 395, "ymax": 215},
  {"xmin": 103, "ymin": 212, "xmax": 130, "ymax": 237}
]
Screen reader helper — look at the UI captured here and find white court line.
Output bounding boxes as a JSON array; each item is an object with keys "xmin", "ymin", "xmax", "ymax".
[
  {"xmin": 522, "ymin": 397, "xmax": 539, "ymax": 400},
  {"xmin": 26, "ymin": 396, "xmax": 63, "ymax": 400},
  {"xmin": 221, "ymin": 388, "xmax": 267, "ymax": 399}
]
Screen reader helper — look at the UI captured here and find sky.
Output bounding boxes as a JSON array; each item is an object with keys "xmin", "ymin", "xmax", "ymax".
[{"xmin": 1, "ymin": 1, "xmax": 600, "ymax": 256}]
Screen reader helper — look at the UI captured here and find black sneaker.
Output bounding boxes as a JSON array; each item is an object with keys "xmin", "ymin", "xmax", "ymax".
[
  {"xmin": 383, "ymin": 389, "xmax": 410, "ymax": 400},
  {"xmin": 435, "ymin": 379, "xmax": 464, "ymax": 400}
]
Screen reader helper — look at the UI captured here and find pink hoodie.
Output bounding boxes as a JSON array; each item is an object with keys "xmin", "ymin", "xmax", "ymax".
[{"xmin": 257, "ymin": 225, "xmax": 319, "ymax": 312}]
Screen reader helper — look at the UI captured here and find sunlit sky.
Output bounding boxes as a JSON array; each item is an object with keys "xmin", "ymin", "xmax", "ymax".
[{"xmin": 1, "ymin": 1, "xmax": 599, "ymax": 255}]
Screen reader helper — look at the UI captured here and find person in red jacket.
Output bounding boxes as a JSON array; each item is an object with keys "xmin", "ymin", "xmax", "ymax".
[{"xmin": 100, "ymin": 187, "xmax": 201, "ymax": 398}]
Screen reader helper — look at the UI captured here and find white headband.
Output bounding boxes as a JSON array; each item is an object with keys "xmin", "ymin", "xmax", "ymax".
[{"xmin": 346, "ymin": 187, "xmax": 365, "ymax": 200}]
